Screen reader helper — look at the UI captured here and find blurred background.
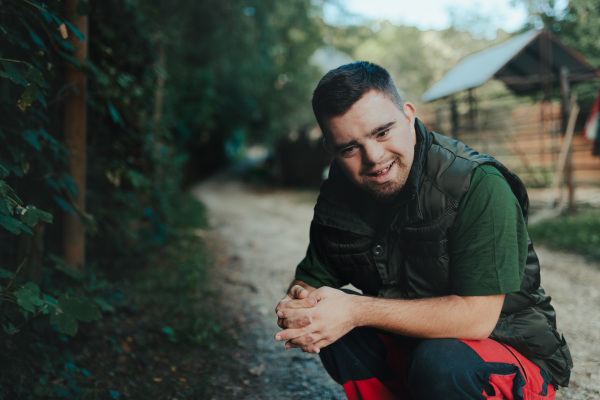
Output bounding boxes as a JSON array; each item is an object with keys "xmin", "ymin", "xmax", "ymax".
[{"xmin": 1, "ymin": 0, "xmax": 599, "ymax": 398}]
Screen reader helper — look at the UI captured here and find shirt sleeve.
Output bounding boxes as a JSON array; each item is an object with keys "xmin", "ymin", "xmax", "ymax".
[
  {"xmin": 448, "ymin": 165, "xmax": 527, "ymax": 296},
  {"xmin": 294, "ymin": 223, "xmax": 348, "ymax": 289}
]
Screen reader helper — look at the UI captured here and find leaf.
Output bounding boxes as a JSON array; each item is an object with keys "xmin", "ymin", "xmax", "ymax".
[
  {"xmin": 127, "ymin": 170, "xmax": 151, "ymax": 189},
  {"xmin": 58, "ymin": 173, "xmax": 79, "ymax": 197},
  {"xmin": 107, "ymin": 102, "xmax": 124, "ymax": 126},
  {"xmin": 0, "ymin": 180, "xmax": 22, "ymax": 214},
  {"xmin": 54, "ymin": 195, "xmax": 75, "ymax": 213},
  {"xmin": 38, "ymin": 7, "xmax": 63, "ymax": 26},
  {"xmin": 59, "ymin": 51, "xmax": 81, "ymax": 67},
  {"xmin": 24, "ymin": 21, "xmax": 47, "ymax": 50},
  {"xmin": 3, "ymin": 322, "xmax": 19, "ymax": 335},
  {"xmin": 49, "ymin": 254, "xmax": 84, "ymax": 280},
  {"xmin": 50, "ymin": 310, "xmax": 78, "ymax": 336},
  {"xmin": 0, "ymin": 197, "xmax": 12, "ymax": 216},
  {"xmin": 0, "ymin": 214, "xmax": 32, "ymax": 235},
  {"xmin": 0, "ymin": 268, "xmax": 14, "ymax": 279},
  {"xmin": 93, "ymin": 297, "xmax": 115, "ymax": 313},
  {"xmin": 26, "ymin": 66, "xmax": 44, "ymax": 86},
  {"xmin": 22, "ymin": 130, "xmax": 42, "ymax": 150},
  {"xmin": 18, "ymin": 89, "xmax": 34, "ymax": 111},
  {"xmin": 0, "ymin": 60, "xmax": 28, "ymax": 86},
  {"xmin": 58, "ymin": 293, "xmax": 102, "ymax": 323},
  {"xmin": 20, "ymin": 205, "xmax": 53, "ymax": 227},
  {"xmin": 0, "ymin": 164, "xmax": 9, "ymax": 179},
  {"xmin": 40, "ymin": 293, "xmax": 59, "ymax": 314},
  {"xmin": 18, "ymin": 69, "xmax": 45, "ymax": 111},
  {"xmin": 14, "ymin": 282, "xmax": 44, "ymax": 313},
  {"xmin": 65, "ymin": 20, "xmax": 85, "ymax": 42},
  {"xmin": 57, "ymin": 37, "xmax": 75, "ymax": 52}
]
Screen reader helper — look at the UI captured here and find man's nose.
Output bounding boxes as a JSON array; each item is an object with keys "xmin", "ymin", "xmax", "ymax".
[{"xmin": 362, "ymin": 142, "xmax": 384, "ymax": 164}]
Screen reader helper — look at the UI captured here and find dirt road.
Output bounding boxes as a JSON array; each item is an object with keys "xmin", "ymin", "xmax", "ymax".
[{"xmin": 192, "ymin": 174, "xmax": 600, "ymax": 400}]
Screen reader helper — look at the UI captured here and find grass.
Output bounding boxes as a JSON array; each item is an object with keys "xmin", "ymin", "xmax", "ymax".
[
  {"xmin": 28, "ymin": 193, "xmax": 235, "ymax": 399},
  {"xmin": 528, "ymin": 208, "xmax": 600, "ymax": 262},
  {"xmin": 83, "ymin": 193, "xmax": 235, "ymax": 398}
]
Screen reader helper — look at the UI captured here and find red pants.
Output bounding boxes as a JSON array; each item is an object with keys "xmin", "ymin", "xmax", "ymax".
[{"xmin": 319, "ymin": 328, "xmax": 557, "ymax": 400}]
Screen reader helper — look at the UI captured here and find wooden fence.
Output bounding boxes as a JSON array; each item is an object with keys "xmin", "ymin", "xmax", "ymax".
[{"xmin": 419, "ymin": 98, "xmax": 600, "ymax": 188}]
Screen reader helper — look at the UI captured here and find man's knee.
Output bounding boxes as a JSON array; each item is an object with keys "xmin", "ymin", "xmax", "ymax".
[
  {"xmin": 319, "ymin": 327, "xmax": 394, "ymax": 384},
  {"xmin": 406, "ymin": 339, "xmax": 486, "ymax": 399}
]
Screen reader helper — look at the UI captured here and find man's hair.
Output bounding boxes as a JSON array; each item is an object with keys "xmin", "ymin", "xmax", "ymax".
[{"xmin": 312, "ymin": 61, "xmax": 403, "ymax": 129}]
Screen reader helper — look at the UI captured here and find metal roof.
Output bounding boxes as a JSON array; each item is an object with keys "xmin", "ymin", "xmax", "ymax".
[{"xmin": 422, "ymin": 29, "xmax": 599, "ymax": 102}]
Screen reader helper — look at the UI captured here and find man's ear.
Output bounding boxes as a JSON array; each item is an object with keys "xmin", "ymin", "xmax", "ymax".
[
  {"xmin": 403, "ymin": 102, "xmax": 418, "ymax": 144},
  {"xmin": 403, "ymin": 102, "xmax": 416, "ymax": 125}
]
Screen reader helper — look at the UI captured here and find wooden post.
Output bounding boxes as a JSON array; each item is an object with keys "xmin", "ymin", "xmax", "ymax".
[
  {"xmin": 559, "ymin": 67, "xmax": 575, "ymax": 210},
  {"xmin": 63, "ymin": 0, "xmax": 88, "ymax": 270},
  {"xmin": 467, "ymin": 88, "xmax": 477, "ymax": 131},
  {"xmin": 450, "ymin": 97, "xmax": 459, "ymax": 138},
  {"xmin": 550, "ymin": 95, "xmax": 578, "ymax": 207}
]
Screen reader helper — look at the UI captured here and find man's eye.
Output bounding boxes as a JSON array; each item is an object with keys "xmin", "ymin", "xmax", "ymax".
[
  {"xmin": 341, "ymin": 146, "xmax": 357, "ymax": 156},
  {"xmin": 377, "ymin": 129, "xmax": 390, "ymax": 138}
]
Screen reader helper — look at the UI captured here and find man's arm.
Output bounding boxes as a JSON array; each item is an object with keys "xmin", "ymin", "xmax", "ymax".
[{"xmin": 276, "ymin": 287, "xmax": 504, "ymax": 353}]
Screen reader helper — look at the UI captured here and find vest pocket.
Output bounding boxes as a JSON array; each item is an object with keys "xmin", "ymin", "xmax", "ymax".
[{"xmin": 320, "ymin": 229, "xmax": 382, "ymax": 295}]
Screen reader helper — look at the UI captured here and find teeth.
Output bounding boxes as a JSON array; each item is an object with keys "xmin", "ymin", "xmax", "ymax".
[{"xmin": 376, "ymin": 162, "xmax": 393, "ymax": 175}]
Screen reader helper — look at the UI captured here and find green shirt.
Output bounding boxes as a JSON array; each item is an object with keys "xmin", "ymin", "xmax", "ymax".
[{"xmin": 295, "ymin": 164, "xmax": 527, "ymax": 296}]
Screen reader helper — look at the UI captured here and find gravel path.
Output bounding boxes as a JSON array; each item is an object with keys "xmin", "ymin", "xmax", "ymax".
[{"xmin": 192, "ymin": 174, "xmax": 600, "ymax": 400}]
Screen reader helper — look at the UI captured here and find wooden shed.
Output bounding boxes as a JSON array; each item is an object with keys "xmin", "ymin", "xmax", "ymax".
[{"xmin": 420, "ymin": 29, "xmax": 600, "ymax": 206}]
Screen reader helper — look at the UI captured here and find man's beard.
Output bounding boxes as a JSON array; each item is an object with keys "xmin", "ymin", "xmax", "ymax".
[
  {"xmin": 363, "ymin": 181, "xmax": 404, "ymax": 203},
  {"xmin": 359, "ymin": 161, "xmax": 410, "ymax": 203}
]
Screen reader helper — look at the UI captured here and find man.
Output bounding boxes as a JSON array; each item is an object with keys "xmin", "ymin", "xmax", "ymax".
[{"xmin": 274, "ymin": 62, "xmax": 572, "ymax": 400}]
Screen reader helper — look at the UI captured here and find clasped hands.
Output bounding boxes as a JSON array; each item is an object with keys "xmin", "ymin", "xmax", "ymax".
[{"xmin": 274, "ymin": 285, "xmax": 355, "ymax": 354}]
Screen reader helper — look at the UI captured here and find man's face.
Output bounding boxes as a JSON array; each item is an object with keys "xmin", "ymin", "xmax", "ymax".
[{"xmin": 323, "ymin": 90, "xmax": 417, "ymax": 202}]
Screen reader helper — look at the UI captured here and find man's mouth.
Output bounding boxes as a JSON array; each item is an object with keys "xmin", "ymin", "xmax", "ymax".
[{"xmin": 368, "ymin": 161, "xmax": 395, "ymax": 177}]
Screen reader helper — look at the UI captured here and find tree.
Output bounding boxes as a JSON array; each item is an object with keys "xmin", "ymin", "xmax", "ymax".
[{"xmin": 62, "ymin": 0, "xmax": 88, "ymax": 270}]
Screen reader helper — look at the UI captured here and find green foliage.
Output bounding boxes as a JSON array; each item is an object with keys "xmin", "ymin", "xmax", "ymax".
[
  {"xmin": 169, "ymin": 192, "xmax": 209, "ymax": 230},
  {"xmin": 49, "ymin": 293, "xmax": 102, "ymax": 336},
  {"xmin": 157, "ymin": 0, "xmax": 325, "ymax": 183},
  {"xmin": 529, "ymin": 209, "xmax": 600, "ymax": 262},
  {"xmin": 0, "ymin": 179, "xmax": 54, "ymax": 234},
  {"xmin": 0, "ymin": 0, "xmax": 98, "ymax": 344},
  {"xmin": 0, "ymin": 0, "xmax": 183, "ymax": 397},
  {"xmin": 0, "ymin": 0, "xmax": 336, "ymax": 398},
  {"xmin": 323, "ymin": 21, "xmax": 511, "ymax": 103}
]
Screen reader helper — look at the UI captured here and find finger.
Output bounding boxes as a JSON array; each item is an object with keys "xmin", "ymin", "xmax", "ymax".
[
  {"xmin": 290, "ymin": 285, "xmax": 309, "ymax": 299},
  {"xmin": 302, "ymin": 344, "xmax": 320, "ymax": 354},
  {"xmin": 276, "ymin": 306, "xmax": 312, "ymax": 320},
  {"xmin": 286, "ymin": 333, "xmax": 317, "ymax": 348},
  {"xmin": 275, "ymin": 326, "xmax": 311, "ymax": 343},
  {"xmin": 277, "ymin": 297, "xmax": 317, "ymax": 312},
  {"xmin": 289, "ymin": 340, "xmax": 320, "ymax": 354},
  {"xmin": 274, "ymin": 295, "xmax": 294, "ymax": 314},
  {"xmin": 309, "ymin": 338, "xmax": 330, "ymax": 351},
  {"xmin": 278, "ymin": 315, "xmax": 312, "ymax": 329}
]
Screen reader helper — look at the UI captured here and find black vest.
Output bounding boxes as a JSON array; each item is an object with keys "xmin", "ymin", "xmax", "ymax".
[{"xmin": 312, "ymin": 120, "xmax": 572, "ymax": 386}]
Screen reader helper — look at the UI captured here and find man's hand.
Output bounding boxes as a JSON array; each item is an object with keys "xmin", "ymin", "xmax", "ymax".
[
  {"xmin": 275, "ymin": 287, "xmax": 357, "ymax": 354},
  {"xmin": 275, "ymin": 283, "xmax": 317, "ymax": 331}
]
